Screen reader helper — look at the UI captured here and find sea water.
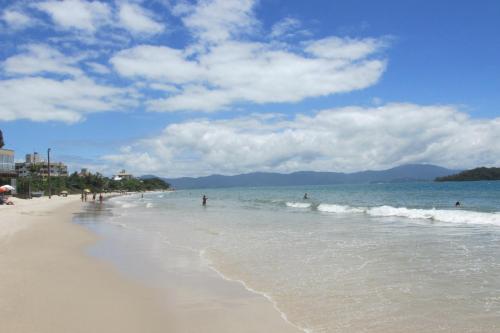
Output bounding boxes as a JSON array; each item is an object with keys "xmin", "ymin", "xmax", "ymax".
[{"xmin": 75, "ymin": 181, "xmax": 500, "ymax": 332}]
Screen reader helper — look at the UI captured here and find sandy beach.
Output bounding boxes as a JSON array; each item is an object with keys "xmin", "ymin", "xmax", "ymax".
[{"xmin": 0, "ymin": 195, "xmax": 302, "ymax": 333}]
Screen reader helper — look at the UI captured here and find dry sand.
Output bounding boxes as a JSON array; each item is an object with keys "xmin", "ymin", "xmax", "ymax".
[{"xmin": 0, "ymin": 195, "xmax": 302, "ymax": 333}]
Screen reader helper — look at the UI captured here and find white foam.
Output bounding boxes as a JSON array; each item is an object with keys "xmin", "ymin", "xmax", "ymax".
[
  {"xmin": 146, "ymin": 203, "xmax": 154, "ymax": 208},
  {"xmin": 367, "ymin": 205, "xmax": 500, "ymax": 226},
  {"xmin": 121, "ymin": 203, "xmax": 137, "ymax": 209},
  {"xmin": 286, "ymin": 202, "xmax": 311, "ymax": 209},
  {"xmin": 317, "ymin": 204, "xmax": 364, "ymax": 214},
  {"xmin": 316, "ymin": 202, "xmax": 500, "ymax": 226}
]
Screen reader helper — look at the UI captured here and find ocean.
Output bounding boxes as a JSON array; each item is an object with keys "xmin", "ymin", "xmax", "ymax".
[{"xmin": 75, "ymin": 181, "xmax": 500, "ymax": 333}]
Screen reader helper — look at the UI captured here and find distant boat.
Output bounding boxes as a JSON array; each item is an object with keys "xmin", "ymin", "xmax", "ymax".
[{"xmin": 31, "ymin": 191, "xmax": 44, "ymax": 197}]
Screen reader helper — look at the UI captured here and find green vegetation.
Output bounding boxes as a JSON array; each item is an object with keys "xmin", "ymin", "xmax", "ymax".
[
  {"xmin": 435, "ymin": 167, "xmax": 500, "ymax": 182},
  {"xmin": 16, "ymin": 171, "xmax": 170, "ymax": 196}
]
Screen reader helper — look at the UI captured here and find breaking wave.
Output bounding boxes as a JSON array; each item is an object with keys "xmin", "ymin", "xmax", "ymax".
[
  {"xmin": 315, "ymin": 203, "xmax": 500, "ymax": 226},
  {"xmin": 286, "ymin": 202, "xmax": 312, "ymax": 209},
  {"xmin": 317, "ymin": 204, "xmax": 365, "ymax": 214},
  {"xmin": 366, "ymin": 205, "xmax": 500, "ymax": 226}
]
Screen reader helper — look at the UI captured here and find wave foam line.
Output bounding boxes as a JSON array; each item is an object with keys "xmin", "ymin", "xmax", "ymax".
[
  {"xmin": 317, "ymin": 204, "xmax": 364, "ymax": 214},
  {"xmin": 286, "ymin": 202, "xmax": 312, "ymax": 209},
  {"xmin": 367, "ymin": 205, "xmax": 500, "ymax": 226},
  {"xmin": 199, "ymin": 249, "xmax": 313, "ymax": 333},
  {"xmin": 317, "ymin": 203, "xmax": 500, "ymax": 226}
]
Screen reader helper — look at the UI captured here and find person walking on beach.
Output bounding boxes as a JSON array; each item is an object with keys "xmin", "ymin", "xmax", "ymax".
[
  {"xmin": 99, "ymin": 193, "xmax": 103, "ymax": 203},
  {"xmin": 202, "ymin": 195, "xmax": 207, "ymax": 206}
]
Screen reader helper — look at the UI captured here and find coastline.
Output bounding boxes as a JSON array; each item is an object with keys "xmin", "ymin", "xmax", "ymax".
[{"xmin": 0, "ymin": 195, "xmax": 302, "ymax": 333}]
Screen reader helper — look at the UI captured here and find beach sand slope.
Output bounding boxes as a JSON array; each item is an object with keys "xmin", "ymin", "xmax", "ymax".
[{"xmin": 0, "ymin": 196, "xmax": 302, "ymax": 333}]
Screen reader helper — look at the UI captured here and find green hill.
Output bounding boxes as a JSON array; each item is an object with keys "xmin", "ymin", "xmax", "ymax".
[{"xmin": 435, "ymin": 167, "xmax": 500, "ymax": 181}]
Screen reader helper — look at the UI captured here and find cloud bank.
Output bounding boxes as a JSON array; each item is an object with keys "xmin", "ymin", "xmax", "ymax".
[
  {"xmin": 1, "ymin": 0, "xmax": 388, "ymax": 122},
  {"xmin": 103, "ymin": 104, "xmax": 500, "ymax": 177},
  {"xmin": 111, "ymin": 0, "xmax": 388, "ymax": 112}
]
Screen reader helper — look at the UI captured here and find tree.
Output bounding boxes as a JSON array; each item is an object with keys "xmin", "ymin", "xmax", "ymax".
[{"xmin": 16, "ymin": 169, "xmax": 170, "ymax": 196}]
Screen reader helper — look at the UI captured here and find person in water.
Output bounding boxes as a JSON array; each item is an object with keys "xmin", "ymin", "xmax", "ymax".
[
  {"xmin": 304, "ymin": 193, "xmax": 308, "ymax": 200},
  {"xmin": 202, "ymin": 195, "xmax": 207, "ymax": 206},
  {"xmin": 455, "ymin": 201, "xmax": 461, "ymax": 207}
]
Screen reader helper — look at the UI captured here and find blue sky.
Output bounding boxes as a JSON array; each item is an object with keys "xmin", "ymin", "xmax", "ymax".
[{"xmin": 1, "ymin": 0, "xmax": 499, "ymax": 177}]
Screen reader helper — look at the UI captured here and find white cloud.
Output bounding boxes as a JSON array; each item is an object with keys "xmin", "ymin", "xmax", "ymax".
[
  {"xmin": 305, "ymin": 36, "xmax": 388, "ymax": 61},
  {"xmin": 0, "ymin": 76, "xmax": 133, "ymax": 123},
  {"xmin": 118, "ymin": 2, "xmax": 165, "ymax": 35},
  {"xmin": 107, "ymin": 0, "xmax": 388, "ymax": 112},
  {"xmin": 86, "ymin": 61, "xmax": 111, "ymax": 74},
  {"xmin": 35, "ymin": 0, "xmax": 111, "ymax": 32},
  {"xmin": 1, "ymin": 9, "xmax": 34, "ymax": 30},
  {"xmin": 174, "ymin": 0, "xmax": 258, "ymax": 43},
  {"xmin": 270, "ymin": 17, "xmax": 305, "ymax": 38},
  {"xmin": 111, "ymin": 45, "xmax": 202, "ymax": 83},
  {"xmin": 112, "ymin": 37, "xmax": 386, "ymax": 112},
  {"xmin": 3, "ymin": 44, "xmax": 82, "ymax": 77},
  {"xmin": 2, "ymin": 0, "xmax": 389, "ymax": 115},
  {"xmin": 102, "ymin": 104, "xmax": 500, "ymax": 177}
]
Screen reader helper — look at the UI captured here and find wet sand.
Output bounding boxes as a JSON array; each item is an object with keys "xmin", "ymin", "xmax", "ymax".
[{"xmin": 0, "ymin": 195, "xmax": 301, "ymax": 333}]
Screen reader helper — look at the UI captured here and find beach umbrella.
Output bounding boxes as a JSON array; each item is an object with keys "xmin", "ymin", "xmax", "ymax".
[{"xmin": 0, "ymin": 185, "xmax": 15, "ymax": 192}]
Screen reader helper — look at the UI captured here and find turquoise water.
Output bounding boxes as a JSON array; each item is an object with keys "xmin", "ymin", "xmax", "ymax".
[{"xmin": 78, "ymin": 181, "xmax": 500, "ymax": 332}]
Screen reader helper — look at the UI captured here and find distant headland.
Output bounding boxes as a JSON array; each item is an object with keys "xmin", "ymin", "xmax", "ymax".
[
  {"xmin": 160, "ymin": 164, "xmax": 458, "ymax": 189},
  {"xmin": 435, "ymin": 167, "xmax": 500, "ymax": 182}
]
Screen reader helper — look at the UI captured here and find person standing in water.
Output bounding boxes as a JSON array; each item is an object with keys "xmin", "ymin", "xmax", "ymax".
[
  {"xmin": 304, "ymin": 193, "xmax": 308, "ymax": 200},
  {"xmin": 202, "ymin": 195, "xmax": 207, "ymax": 206},
  {"xmin": 455, "ymin": 201, "xmax": 461, "ymax": 207}
]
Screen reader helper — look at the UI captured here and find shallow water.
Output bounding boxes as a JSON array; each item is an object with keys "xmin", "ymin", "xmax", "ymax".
[{"xmin": 75, "ymin": 182, "xmax": 500, "ymax": 332}]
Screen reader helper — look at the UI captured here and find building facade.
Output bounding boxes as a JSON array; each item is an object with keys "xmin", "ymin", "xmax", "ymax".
[
  {"xmin": 113, "ymin": 169, "xmax": 133, "ymax": 180},
  {"xmin": 25, "ymin": 152, "xmax": 42, "ymax": 164},
  {"xmin": 0, "ymin": 148, "xmax": 15, "ymax": 177},
  {"xmin": 16, "ymin": 153, "xmax": 69, "ymax": 178}
]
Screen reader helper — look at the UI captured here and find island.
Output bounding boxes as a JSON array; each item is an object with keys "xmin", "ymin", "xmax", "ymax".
[{"xmin": 435, "ymin": 167, "xmax": 500, "ymax": 181}]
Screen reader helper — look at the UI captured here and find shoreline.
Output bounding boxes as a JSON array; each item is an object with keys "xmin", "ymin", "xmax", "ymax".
[
  {"xmin": 200, "ymin": 249, "xmax": 310, "ymax": 333},
  {"xmin": 0, "ymin": 195, "xmax": 303, "ymax": 333},
  {"xmin": 0, "ymin": 195, "xmax": 172, "ymax": 333}
]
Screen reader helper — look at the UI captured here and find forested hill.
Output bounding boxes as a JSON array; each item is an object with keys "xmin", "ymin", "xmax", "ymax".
[
  {"xmin": 165, "ymin": 164, "xmax": 457, "ymax": 189},
  {"xmin": 435, "ymin": 167, "xmax": 500, "ymax": 181}
]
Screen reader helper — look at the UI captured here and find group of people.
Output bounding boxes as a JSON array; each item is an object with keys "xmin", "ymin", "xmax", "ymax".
[{"xmin": 81, "ymin": 191, "xmax": 104, "ymax": 203}]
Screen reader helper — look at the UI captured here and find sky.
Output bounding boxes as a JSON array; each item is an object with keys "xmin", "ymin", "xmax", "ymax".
[{"xmin": 0, "ymin": 0, "xmax": 499, "ymax": 177}]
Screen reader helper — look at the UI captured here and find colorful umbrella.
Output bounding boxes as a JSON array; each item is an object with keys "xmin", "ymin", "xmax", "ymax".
[{"xmin": 0, "ymin": 185, "xmax": 15, "ymax": 192}]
